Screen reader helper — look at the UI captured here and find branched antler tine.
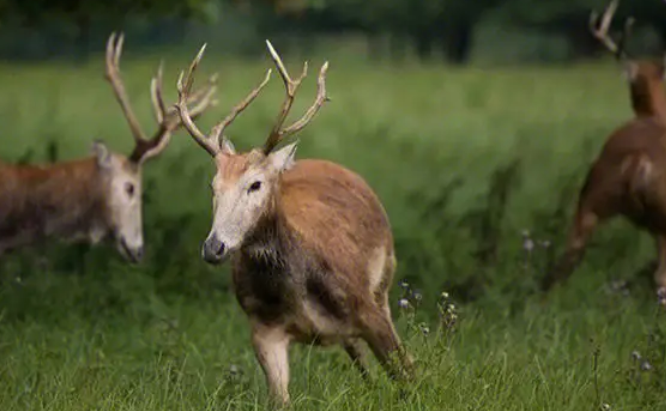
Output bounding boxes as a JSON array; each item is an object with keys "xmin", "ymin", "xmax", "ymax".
[
  {"xmin": 150, "ymin": 62, "xmax": 166, "ymax": 124},
  {"xmin": 114, "ymin": 33, "xmax": 124, "ymax": 68},
  {"xmin": 105, "ymin": 32, "xmax": 148, "ymax": 143},
  {"xmin": 209, "ymin": 69, "xmax": 272, "ymax": 144},
  {"xmin": 184, "ymin": 73, "xmax": 219, "ymax": 107},
  {"xmin": 280, "ymin": 62, "xmax": 329, "ymax": 138},
  {"xmin": 266, "ymin": 40, "xmax": 292, "ymax": 85},
  {"xmin": 175, "ymin": 44, "xmax": 220, "ymax": 157},
  {"xmin": 589, "ymin": 0, "xmax": 631, "ymax": 60},
  {"xmin": 264, "ymin": 40, "xmax": 310, "ymax": 153},
  {"xmin": 137, "ymin": 70, "xmax": 218, "ymax": 163},
  {"xmin": 185, "ymin": 82, "xmax": 218, "ymax": 119},
  {"xmin": 617, "ymin": 17, "xmax": 635, "ymax": 58},
  {"xmin": 161, "ymin": 73, "xmax": 218, "ymax": 127}
]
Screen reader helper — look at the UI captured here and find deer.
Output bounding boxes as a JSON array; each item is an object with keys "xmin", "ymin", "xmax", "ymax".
[
  {"xmin": 0, "ymin": 33, "xmax": 217, "ymax": 262},
  {"xmin": 175, "ymin": 41, "xmax": 414, "ymax": 405},
  {"xmin": 542, "ymin": 0, "xmax": 666, "ymax": 292}
]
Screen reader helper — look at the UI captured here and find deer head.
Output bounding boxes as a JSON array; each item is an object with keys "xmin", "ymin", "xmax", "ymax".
[
  {"xmin": 176, "ymin": 40, "xmax": 329, "ymax": 264},
  {"xmin": 590, "ymin": 0, "xmax": 666, "ymax": 118},
  {"xmin": 100, "ymin": 32, "xmax": 217, "ymax": 262}
]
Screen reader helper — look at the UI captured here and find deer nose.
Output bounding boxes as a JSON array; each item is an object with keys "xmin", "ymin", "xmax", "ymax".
[
  {"xmin": 118, "ymin": 236, "xmax": 144, "ymax": 264},
  {"xmin": 202, "ymin": 234, "xmax": 226, "ymax": 265},
  {"xmin": 135, "ymin": 245, "xmax": 144, "ymax": 261}
]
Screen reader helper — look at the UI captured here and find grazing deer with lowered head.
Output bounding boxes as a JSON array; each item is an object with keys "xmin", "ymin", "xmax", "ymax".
[
  {"xmin": 176, "ymin": 42, "xmax": 414, "ymax": 404},
  {"xmin": 0, "ymin": 33, "xmax": 216, "ymax": 262},
  {"xmin": 542, "ymin": 0, "xmax": 666, "ymax": 291}
]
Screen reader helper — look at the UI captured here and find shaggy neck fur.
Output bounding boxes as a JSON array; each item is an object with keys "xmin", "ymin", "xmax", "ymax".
[{"xmin": 241, "ymin": 183, "xmax": 295, "ymax": 266}]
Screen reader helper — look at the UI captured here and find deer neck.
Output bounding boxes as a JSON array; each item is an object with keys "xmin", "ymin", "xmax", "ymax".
[
  {"xmin": 242, "ymin": 188, "xmax": 295, "ymax": 265},
  {"xmin": 631, "ymin": 79, "xmax": 666, "ymax": 120}
]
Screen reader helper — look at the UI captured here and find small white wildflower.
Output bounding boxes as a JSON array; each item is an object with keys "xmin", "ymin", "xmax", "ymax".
[{"xmin": 523, "ymin": 238, "xmax": 535, "ymax": 252}]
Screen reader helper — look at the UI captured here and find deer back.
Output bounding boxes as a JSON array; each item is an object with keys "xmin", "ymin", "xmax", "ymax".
[
  {"xmin": 0, "ymin": 158, "xmax": 107, "ymax": 252},
  {"xmin": 278, "ymin": 159, "xmax": 394, "ymax": 279}
]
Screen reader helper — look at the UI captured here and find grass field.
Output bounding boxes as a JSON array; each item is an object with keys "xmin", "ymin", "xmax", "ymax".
[{"xmin": 1, "ymin": 48, "xmax": 666, "ymax": 410}]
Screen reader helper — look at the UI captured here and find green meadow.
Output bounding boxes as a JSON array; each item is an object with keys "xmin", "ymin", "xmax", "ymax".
[{"xmin": 0, "ymin": 50, "xmax": 664, "ymax": 410}]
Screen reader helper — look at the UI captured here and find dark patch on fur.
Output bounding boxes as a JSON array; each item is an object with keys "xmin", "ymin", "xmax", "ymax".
[{"xmin": 306, "ymin": 273, "xmax": 346, "ymax": 320}]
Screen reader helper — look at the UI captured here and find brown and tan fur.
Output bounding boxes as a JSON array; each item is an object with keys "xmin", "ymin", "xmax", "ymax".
[
  {"xmin": 626, "ymin": 61, "xmax": 666, "ymax": 120},
  {"xmin": 176, "ymin": 41, "xmax": 413, "ymax": 405},
  {"xmin": 543, "ymin": 1, "xmax": 666, "ymax": 291},
  {"xmin": 232, "ymin": 156, "xmax": 409, "ymax": 397},
  {"xmin": 0, "ymin": 155, "xmax": 134, "ymax": 257},
  {"xmin": 0, "ymin": 32, "xmax": 216, "ymax": 262}
]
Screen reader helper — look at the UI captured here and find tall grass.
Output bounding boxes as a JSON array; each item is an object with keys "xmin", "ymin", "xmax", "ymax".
[{"xmin": 0, "ymin": 51, "xmax": 663, "ymax": 410}]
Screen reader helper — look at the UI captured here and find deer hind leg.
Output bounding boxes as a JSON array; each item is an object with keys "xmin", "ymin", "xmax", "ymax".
[
  {"xmin": 542, "ymin": 207, "xmax": 602, "ymax": 291},
  {"xmin": 359, "ymin": 248, "xmax": 414, "ymax": 380},
  {"xmin": 359, "ymin": 301, "xmax": 414, "ymax": 382},
  {"xmin": 343, "ymin": 339, "xmax": 370, "ymax": 380},
  {"xmin": 251, "ymin": 323, "xmax": 291, "ymax": 406}
]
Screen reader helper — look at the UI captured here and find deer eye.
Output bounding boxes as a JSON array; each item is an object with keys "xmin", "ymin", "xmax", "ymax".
[
  {"xmin": 125, "ymin": 182, "xmax": 135, "ymax": 197},
  {"xmin": 248, "ymin": 181, "xmax": 262, "ymax": 193}
]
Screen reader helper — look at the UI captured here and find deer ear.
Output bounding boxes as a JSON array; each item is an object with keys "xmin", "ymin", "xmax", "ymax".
[
  {"xmin": 220, "ymin": 136, "xmax": 236, "ymax": 155},
  {"xmin": 623, "ymin": 61, "xmax": 638, "ymax": 82},
  {"xmin": 91, "ymin": 140, "xmax": 112, "ymax": 169},
  {"xmin": 267, "ymin": 141, "xmax": 298, "ymax": 172}
]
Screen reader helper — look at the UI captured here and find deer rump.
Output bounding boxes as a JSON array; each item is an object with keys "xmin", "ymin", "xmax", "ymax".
[
  {"xmin": 581, "ymin": 117, "xmax": 666, "ymax": 231},
  {"xmin": 232, "ymin": 159, "xmax": 395, "ymax": 343}
]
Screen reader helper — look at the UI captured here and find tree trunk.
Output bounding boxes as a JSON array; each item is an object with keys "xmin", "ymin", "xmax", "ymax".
[
  {"xmin": 389, "ymin": 33, "xmax": 407, "ymax": 63},
  {"xmin": 413, "ymin": 29, "xmax": 434, "ymax": 61},
  {"xmin": 366, "ymin": 31, "xmax": 384, "ymax": 61},
  {"xmin": 442, "ymin": 19, "xmax": 473, "ymax": 65},
  {"xmin": 657, "ymin": 26, "xmax": 666, "ymax": 54},
  {"xmin": 73, "ymin": 14, "xmax": 92, "ymax": 63}
]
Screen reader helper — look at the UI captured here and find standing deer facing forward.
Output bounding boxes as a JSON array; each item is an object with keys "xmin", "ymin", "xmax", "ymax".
[
  {"xmin": 542, "ymin": 0, "xmax": 666, "ymax": 291},
  {"xmin": 0, "ymin": 33, "xmax": 216, "ymax": 261},
  {"xmin": 176, "ymin": 42, "xmax": 413, "ymax": 404}
]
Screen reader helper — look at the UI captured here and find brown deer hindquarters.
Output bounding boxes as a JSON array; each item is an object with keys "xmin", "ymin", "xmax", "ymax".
[
  {"xmin": 544, "ymin": 119, "xmax": 666, "ymax": 291},
  {"xmin": 544, "ymin": 0, "xmax": 666, "ymax": 292}
]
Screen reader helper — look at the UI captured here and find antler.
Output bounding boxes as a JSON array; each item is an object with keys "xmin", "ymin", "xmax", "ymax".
[
  {"xmin": 105, "ymin": 32, "xmax": 218, "ymax": 164},
  {"xmin": 176, "ymin": 44, "xmax": 272, "ymax": 157},
  {"xmin": 589, "ymin": 0, "xmax": 635, "ymax": 61},
  {"xmin": 263, "ymin": 40, "xmax": 329, "ymax": 155}
]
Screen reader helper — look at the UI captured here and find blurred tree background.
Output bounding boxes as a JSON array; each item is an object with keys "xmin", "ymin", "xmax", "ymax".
[{"xmin": 0, "ymin": 0, "xmax": 665, "ymax": 63}]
